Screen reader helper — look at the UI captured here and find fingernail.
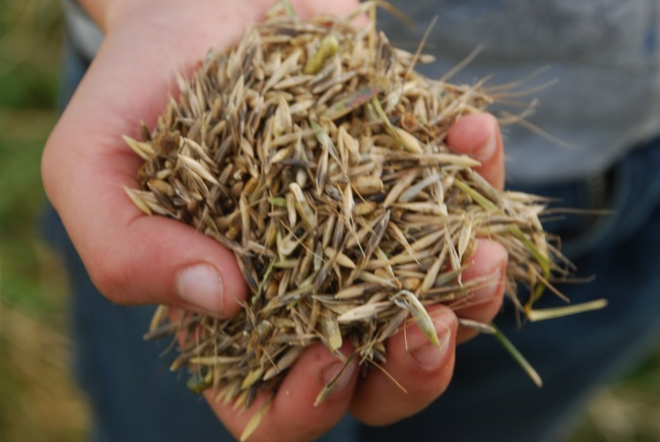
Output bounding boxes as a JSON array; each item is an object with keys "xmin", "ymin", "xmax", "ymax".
[
  {"xmin": 321, "ymin": 359, "xmax": 357, "ymax": 397},
  {"xmin": 410, "ymin": 309, "xmax": 454, "ymax": 371},
  {"xmin": 177, "ymin": 264, "xmax": 224, "ymax": 313},
  {"xmin": 474, "ymin": 132, "xmax": 497, "ymax": 162}
]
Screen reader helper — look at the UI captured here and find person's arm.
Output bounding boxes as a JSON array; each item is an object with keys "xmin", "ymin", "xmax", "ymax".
[{"xmin": 43, "ymin": 1, "xmax": 507, "ymax": 439}]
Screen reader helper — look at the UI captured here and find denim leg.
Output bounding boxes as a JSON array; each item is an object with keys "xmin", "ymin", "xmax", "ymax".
[{"xmin": 359, "ymin": 143, "xmax": 660, "ymax": 442}]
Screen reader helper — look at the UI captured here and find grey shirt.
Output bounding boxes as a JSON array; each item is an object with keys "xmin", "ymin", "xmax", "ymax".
[{"xmin": 63, "ymin": 0, "xmax": 660, "ymax": 183}]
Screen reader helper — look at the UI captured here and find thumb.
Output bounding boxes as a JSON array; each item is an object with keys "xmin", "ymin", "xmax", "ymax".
[
  {"xmin": 43, "ymin": 122, "xmax": 248, "ymax": 315},
  {"xmin": 84, "ymin": 213, "xmax": 247, "ymax": 315}
]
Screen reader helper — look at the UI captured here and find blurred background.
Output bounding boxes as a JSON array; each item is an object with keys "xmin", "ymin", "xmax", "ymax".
[
  {"xmin": 0, "ymin": 0, "xmax": 658, "ymax": 441},
  {"xmin": 0, "ymin": 0, "xmax": 90, "ymax": 441}
]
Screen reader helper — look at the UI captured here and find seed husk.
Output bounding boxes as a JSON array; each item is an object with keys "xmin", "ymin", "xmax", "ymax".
[{"xmin": 123, "ymin": 2, "xmax": 604, "ymax": 439}]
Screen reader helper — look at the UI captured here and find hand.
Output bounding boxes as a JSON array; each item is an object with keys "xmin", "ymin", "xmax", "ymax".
[{"xmin": 42, "ymin": 0, "xmax": 507, "ymax": 439}]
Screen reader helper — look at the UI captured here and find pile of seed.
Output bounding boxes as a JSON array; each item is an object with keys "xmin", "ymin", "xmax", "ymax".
[{"xmin": 125, "ymin": 1, "xmax": 566, "ymax": 421}]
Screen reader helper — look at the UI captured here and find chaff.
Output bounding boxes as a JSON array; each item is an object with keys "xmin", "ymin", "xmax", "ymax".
[{"xmin": 122, "ymin": 2, "xmax": 602, "ymax": 439}]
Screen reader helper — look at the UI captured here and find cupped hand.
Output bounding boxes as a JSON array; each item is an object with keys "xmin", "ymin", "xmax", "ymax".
[
  {"xmin": 200, "ymin": 115, "xmax": 508, "ymax": 442},
  {"xmin": 42, "ymin": 0, "xmax": 507, "ymax": 440}
]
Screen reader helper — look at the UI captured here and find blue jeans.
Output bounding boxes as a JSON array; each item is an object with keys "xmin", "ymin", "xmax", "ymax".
[{"xmin": 44, "ymin": 37, "xmax": 660, "ymax": 442}]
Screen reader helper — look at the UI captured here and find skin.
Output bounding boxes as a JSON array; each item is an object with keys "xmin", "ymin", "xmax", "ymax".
[{"xmin": 43, "ymin": 1, "xmax": 508, "ymax": 440}]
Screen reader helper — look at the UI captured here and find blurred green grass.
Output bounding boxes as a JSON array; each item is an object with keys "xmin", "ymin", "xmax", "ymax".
[
  {"xmin": 0, "ymin": 1, "xmax": 658, "ymax": 441},
  {"xmin": 0, "ymin": 1, "xmax": 89, "ymax": 441},
  {"xmin": 0, "ymin": 0, "xmax": 61, "ymax": 313}
]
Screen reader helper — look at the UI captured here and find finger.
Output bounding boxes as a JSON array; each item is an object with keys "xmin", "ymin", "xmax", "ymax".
[
  {"xmin": 206, "ymin": 342, "xmax": 358, "ymax": 442},
  {"xmin": 454, "ymin": 239, "xmax": 508, "ymax": 343},
  {"xmin": 349, "ymin": 305, "xmax": 458, "ymax": 426},
  {"xmin": 446, "ymin": 112, "xmax": 505, "ymax": 190}
]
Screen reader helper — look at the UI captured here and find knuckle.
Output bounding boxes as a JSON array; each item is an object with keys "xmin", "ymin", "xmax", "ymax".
[{"xmin": 86, "ymin": 246, "xmax": 134, "ymax": 304}]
